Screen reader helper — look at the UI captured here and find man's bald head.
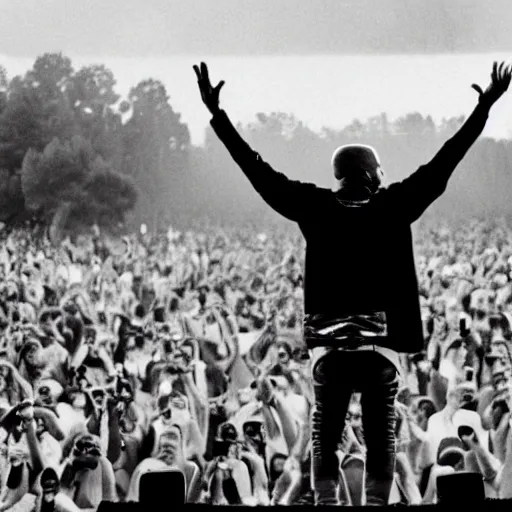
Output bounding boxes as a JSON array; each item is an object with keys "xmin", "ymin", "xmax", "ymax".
[{"xmin": 331, "ymin": 144, "xmax": 383, "ymax": 197}]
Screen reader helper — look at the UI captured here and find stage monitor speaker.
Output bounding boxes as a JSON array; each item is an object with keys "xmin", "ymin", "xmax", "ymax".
[
  {"xmin": 139, "ymin": 469, "xmax": 186, "ymax": 506},
  {"xmin": 437, "ymin": 471, "xmax": 485, "ymax": 504}
]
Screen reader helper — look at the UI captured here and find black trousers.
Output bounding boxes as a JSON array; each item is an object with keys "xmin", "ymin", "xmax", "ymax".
[{"xmin": 310, "ymin": 349, "xmax": 399, "ymax": 506}]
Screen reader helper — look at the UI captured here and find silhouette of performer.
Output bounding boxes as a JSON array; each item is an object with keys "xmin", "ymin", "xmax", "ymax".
[{"xmin": 194, "ymin": 61, "xmax": 511, "ymax": 505}]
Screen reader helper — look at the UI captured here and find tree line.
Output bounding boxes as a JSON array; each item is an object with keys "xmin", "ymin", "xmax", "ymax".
[
  {"xmin": 0, "ymin": 53, "xmax": 189, "ymax": 238},
  {"xmin": 0, "ymin": 53, "xmax": 510, "ymax": 237}
]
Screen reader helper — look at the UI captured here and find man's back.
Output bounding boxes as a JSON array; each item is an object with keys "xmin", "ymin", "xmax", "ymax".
[
  {"xmin": 204, "ymin": 61, "xmax": 508, "ymax": 355},
  {"xmin": 298, "ymin": 184, "xmax": 422, "ymax": 353},
  {"xmin": 194, "ymin": 56, "xmax": 512, "ymax": 509}
]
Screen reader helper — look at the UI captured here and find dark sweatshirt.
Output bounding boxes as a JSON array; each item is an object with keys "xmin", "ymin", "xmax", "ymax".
[{"xmin": 210, "ymin": 101, "xmax": 490, "ymax": 354}]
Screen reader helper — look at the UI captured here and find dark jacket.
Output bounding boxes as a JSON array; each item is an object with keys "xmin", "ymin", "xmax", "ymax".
[{"xmin": 210, "ymin": 102, "xmax": 490, "ymax": 353}]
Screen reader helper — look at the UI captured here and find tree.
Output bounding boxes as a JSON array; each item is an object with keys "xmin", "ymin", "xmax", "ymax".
[
  {"xmin": 0, "ymin": 54, "xmax": 134, "ymax": 228},
  {"xmin": 0, "ymin": 168, "xmax": 24, "ymax": 221},
  {"xmin": 13, "ymin": 53, "xmax": 76, "ymax": 147},
  {"xmin": 78, "ymin": 164, "xmax": 138, "ymax": 229},
  {"xmin": 0, "ymin": 54, "xmax": 77, "ymax": 222},
  {"xmin": 0, "ymin": 66, "xmax": 7, "ymax": 115},
  {"xmin": 67, "ymin": 64, "xmax": 124, "ymax": 167},
  {"xmin": 21, "ymin": 135, "xmax": 136, "ymax": 237},
  {"xmin": 122, "ymin": 79, "xmax": 190, "ymax": 228}
]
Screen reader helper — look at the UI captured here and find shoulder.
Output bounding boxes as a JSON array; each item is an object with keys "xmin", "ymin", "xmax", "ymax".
[
  {"xmin": 308, "ymin": 185, "xmax": 333, "ymax": 201},
  {"xmin": 368, "ymin": 184, "xmax": 397, "ymax": 206},
  {"xmin": 56, "ymin": 402, "xmax": 74, "ymax": 414},
  {"xmin": 230, "ymin": 458, "xmax": 251, "ymax": 475},
  {"xmin": 185, "ymin": 459, "xmax": 199, "ymax": 470},
  {"xmin": 309, "ymin": 184, "xmax": 331, "ymax": 194},
  {"xmin": 456, "ymin": 409, "xmax": 481, "ymax": 424},
  {"xmin": 435, "ymin": 464, "xmax": 456, "ymax": 477},
  {"xmin": 293, "ymin": 182, "xmax": 332, "ymax": 199},
  {"xmin": 371, "ymin": 184, "xmax": 402, "ymax": 209},
  {"xmin": 134, "ymin": 457, "xmax": 167, "ymax": 473},
  {"xmin": 184, "ymin": 460, "xmax": 200, "ymax": 479},
  {"xmin": 427, "ymin": 411, "xmax": 443, "ymax": 425},
  {"xmin": 55, "ymin": 493, "xmax": 81, "ymax": 512},
  {"xmin": 457, "ymin": 408, "xmax": 478, "ymax": 418}
]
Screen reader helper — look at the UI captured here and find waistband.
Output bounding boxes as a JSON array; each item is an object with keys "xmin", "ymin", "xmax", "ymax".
[{"xmin": 303, "ymin": 311, "xmax": 388, "ymax": 350}]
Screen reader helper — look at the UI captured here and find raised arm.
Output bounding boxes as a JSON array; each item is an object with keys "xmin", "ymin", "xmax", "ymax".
[
  {"xmin": 390, "ymin": 61, "xmax": 512, "ymax": 224},
  {"xmin": 193, "ymin": 62, "xmax": 325, "ymax": 223}
]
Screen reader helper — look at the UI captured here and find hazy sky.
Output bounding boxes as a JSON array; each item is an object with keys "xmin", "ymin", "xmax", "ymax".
[
  {"xmin": 1, "ymin": 0, "xmax": 512, "ymax": 57},
  {"xmin": 3, "ymin": 52, "xmax": 512, "ymax": 147},
  {"xmin": 1, "ymin": 1, "xmax": 511, "ymax": 145}
]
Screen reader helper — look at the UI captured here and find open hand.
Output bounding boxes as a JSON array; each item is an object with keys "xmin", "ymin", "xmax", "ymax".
[
  {"xmin": 193, "ymin": 62, "xmax": 225, "ymax": 115},
  {"xmin": 472, "ymin": 61, "xmax": 512, "ymax": 107}
]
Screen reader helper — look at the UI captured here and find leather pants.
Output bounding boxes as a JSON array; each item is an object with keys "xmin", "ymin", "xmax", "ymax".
[{"xmin": 310, "ymin": 349, "xmax": 399, "ymax": 506}]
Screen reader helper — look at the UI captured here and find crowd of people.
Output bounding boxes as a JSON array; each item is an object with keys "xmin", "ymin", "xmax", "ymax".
[{"xmin": 0, "ymin": 216, "xmax": 511, "ymax": 509}]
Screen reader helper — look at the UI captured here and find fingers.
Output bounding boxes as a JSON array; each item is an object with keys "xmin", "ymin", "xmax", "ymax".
[
  {"xmin": 492, "ymin": 61, "xmax": 498, "ymax": 83},
  {"xmin": 201, "ymin": 62, "xmax": 210, "ymax": 85},
  {"xmin": 503, "ymin": 63, "xmax": 512, "ymax": 81},
  {"xmin": 193, "ymin": 65, "xmax": 201, "ymax": 81},
  {"xmin": 193, "ymin": 62, "xmax": 210, "ymax": 83},
  {"xmin": 471, "ymin": 84, "xmax": 483, "ymax": 96},
  {"xmin": 215, "ymin": 80, "xmax": 225, "ymax": 95},
  {"xmin": 494, "ymin": 61, "xmax": 512, "ymax": 90},
  {"xmin": 498, "ymin": 62, "xmax": 505, "ymax": 79},
  {"xmin": 493, "ymin": 61, "xmax": 511, "ymax": 82}
]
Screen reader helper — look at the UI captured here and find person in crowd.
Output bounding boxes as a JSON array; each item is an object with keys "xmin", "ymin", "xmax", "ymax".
[
  {"xmin": 127, "ymin": 424, "xmax": 200, "ymax": 503},
  {"xmin": 2, "ymin": 74, "xmax": 512, "ymax": 508}
]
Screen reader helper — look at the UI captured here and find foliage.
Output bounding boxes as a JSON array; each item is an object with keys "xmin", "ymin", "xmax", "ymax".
[
  {"xmin": 0, "ymin": 53, "xmax": 511, "ymax": 233},
  {"xmin": 0, "ymin": 54, "xmax": 190, "ymax": 235},
  {"xmin": 21, "ymin": 135, "xmax": 136, "ymax": 234},
  {"xmin": 122, "ymin": 78, "xmax": 190, "ymax": 229}
]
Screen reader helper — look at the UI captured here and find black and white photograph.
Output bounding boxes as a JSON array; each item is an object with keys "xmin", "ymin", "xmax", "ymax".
[{"xmin": 0, "ymin": 0, "xmax": 512, "ymax": 508}]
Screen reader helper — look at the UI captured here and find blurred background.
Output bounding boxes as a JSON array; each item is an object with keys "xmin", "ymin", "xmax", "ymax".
[{"xmin": 0, "ymin": 0, "xmax": 511, "ymax": 234}]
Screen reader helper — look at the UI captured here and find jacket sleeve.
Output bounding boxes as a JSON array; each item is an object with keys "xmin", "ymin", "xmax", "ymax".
[
  {"xmin": 388, "ymin": 101, "xmax": 491, "ymax": 223},
  {"xmin": 210, "ymin": 110, "xmax": 325, "ymax": 222}
]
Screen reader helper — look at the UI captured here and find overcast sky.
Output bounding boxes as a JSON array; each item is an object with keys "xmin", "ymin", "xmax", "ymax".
[
  {"xmin": 1, "ymin": 0, "xmax": 512, "ymax": 58},
  {"xmin": 1, "ymin": 1, "xmax": 511, "ymax": 145}
]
